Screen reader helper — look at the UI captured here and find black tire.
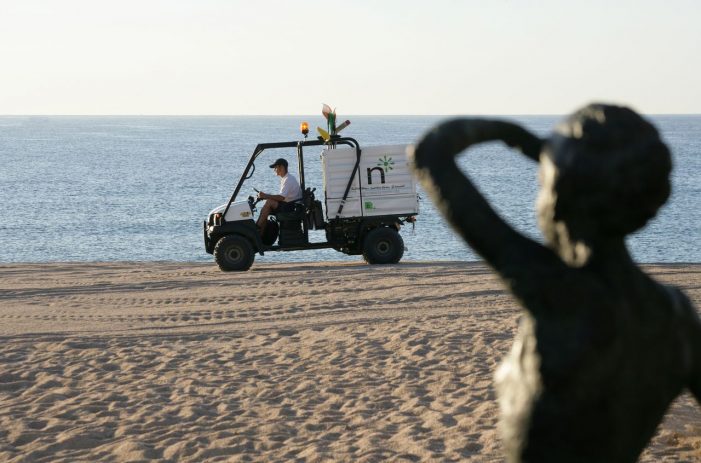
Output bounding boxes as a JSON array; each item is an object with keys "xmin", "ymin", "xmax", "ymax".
[
  {"xmin": 214, "ymin": 235, "xmax": 255, "ymax": 271},
  {"xmin": 362, "ymin": 227, "xmax": 404, "ymax": 264}
]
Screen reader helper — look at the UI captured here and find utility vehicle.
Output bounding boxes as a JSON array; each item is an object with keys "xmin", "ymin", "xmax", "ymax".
[{"xmin": 203, "ymin": 134, "xmax": 419, "ymax": 271}]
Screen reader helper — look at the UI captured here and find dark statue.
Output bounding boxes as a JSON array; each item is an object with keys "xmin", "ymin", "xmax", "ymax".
[{"xmin": 410, "ymin": 104, "xmax": 701, "ymax": 462}]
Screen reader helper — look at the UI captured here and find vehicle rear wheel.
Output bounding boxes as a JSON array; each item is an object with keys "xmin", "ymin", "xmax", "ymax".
[
  {"xmin": 214, "ymin": 235, "xmax": 255, "ymax": 271},
  {"xmin": 362, "ymin": 227, "xmax": 404, "ymax": 264}
]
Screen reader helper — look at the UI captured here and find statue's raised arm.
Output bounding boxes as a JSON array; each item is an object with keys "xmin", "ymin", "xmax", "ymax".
[
  {"xmin": 411, "ymin": 104, "xmax": 701, "ymax": 463},
  {"xmin": 410, "ymin": 119, "xmax": 565, "ymax": 292},
  {"xmin": 413, "ymin": 118, "xmax": 567, "ymax": 311}
]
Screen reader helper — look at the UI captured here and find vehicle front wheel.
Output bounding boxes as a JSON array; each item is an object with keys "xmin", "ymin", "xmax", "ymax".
[
  {"xmin": 214, "ymin": 235, "xmax": 255, "ymax": 271},
  {"xmin": 362, "ymin": 227, "xmax": 404, "ymax": 264}
]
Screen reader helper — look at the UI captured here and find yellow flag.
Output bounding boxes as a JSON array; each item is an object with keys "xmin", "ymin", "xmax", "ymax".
[{"xmin": 317, "ymin": 126, "xmax": 330, "ymax": 141}]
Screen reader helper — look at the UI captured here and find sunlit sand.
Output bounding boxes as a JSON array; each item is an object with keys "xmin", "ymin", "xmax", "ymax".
[{"xmin": 1, "ymin": 262, "xmax": 698, "ymax": 462}]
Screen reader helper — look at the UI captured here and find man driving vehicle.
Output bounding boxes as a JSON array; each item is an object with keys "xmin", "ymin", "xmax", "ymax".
[{"xmin": 256, "ymin": 158, "xmax": 302, "ymax": 234}]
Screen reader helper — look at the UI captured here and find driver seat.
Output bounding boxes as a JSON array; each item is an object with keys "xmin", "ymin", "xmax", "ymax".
[{"xmin": 274, "ymin": 196, "xmax": 306, "ymax": 246}]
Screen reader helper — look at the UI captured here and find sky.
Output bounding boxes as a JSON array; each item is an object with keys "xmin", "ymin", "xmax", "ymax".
[{"xmin": 1, "ymin": 0, "xmax": 699, "ymax": 115}]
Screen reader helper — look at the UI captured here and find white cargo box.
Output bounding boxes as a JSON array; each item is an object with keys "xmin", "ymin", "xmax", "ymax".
[{"xmin": 321, "ymin": 144, "xmax": 419, "ymax": 219}]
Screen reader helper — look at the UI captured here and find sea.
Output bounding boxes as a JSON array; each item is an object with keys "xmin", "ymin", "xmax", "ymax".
[{"xmin": 0, "ymin": 115, "xmax": 699, "ymax": 264}]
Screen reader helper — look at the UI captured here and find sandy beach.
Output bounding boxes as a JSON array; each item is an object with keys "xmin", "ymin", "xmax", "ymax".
[{"xmin": 0, "ymin": 261, "xmax": 699, "ymax": 462}]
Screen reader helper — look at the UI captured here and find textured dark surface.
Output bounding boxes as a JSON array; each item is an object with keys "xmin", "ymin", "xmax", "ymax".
[{"xmin": 411, "ymin": 104, "xmax": 701, "ymax": 462}]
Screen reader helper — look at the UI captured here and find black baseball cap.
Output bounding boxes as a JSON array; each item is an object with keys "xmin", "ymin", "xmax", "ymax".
[{"xmin": 269, "ymin": 158, "xmax": 288, "ymax": 169}]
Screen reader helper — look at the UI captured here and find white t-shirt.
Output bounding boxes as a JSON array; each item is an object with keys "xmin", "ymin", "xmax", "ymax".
[{"xmin": 279, "ymin": 173, "xmax": 302, "ymax": 202}]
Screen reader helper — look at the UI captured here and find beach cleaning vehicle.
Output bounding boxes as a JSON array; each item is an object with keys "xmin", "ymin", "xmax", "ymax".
[{"xmin": 203, "ymin": 126, "xmax": 419, "ymax": 271}]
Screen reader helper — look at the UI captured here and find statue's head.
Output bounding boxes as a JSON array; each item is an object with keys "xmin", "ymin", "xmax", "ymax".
[{"xmin": 536, "ymin": 104, "xmax": 672, "ymax": 264}]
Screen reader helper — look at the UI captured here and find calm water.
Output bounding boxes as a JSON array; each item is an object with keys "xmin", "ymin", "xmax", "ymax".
[{"xmin": 0, "ymin": 115, "xmax": 699, "ymax": 264}]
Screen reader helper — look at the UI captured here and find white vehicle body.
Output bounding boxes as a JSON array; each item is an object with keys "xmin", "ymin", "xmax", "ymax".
[
  {"xmin": 322, "ymin": 144, "xmax": 419, "ymax": 219},
  {"xmin": 208, "ymin": 201, "xmax": 254, "ymax": 223}
]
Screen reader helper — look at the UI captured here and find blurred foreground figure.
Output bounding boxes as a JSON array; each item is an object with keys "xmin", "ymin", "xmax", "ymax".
[{"xmin": 411, "ymin": 104, "xmax": 701, "ymax": 462}]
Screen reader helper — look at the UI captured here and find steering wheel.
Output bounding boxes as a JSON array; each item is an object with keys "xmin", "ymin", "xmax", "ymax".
[{"xmin": 253, "ymin": 188, "xmax": 263, "ymax": 204}]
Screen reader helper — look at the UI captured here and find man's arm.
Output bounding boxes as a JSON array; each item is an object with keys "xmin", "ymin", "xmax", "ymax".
[{"xmin": 258, "ymin": 192, "xmax": 286, "ymax": 202}]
